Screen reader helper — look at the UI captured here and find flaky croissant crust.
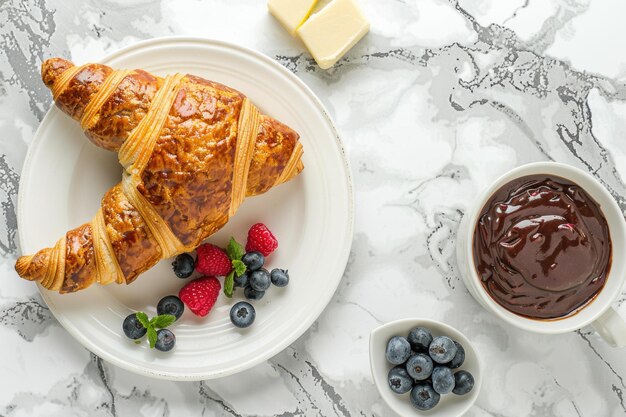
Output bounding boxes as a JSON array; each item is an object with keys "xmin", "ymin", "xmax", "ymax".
[{"xmin": 16, "ymin": 58, "xmax": 303, "ymax": 293}]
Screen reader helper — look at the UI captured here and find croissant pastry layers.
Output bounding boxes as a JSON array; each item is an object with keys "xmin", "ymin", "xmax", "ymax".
[{"xmin": 15, "ymin": 58, "xmax": 304, "ymax": 293}]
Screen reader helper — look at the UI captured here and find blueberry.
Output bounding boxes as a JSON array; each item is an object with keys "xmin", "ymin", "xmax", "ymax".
[
  {"xmin": 410, "ymin": 383, "xmax": 440, "ymax": 411},
  {"xmin": 448, "ymin": 341, "xmax": 465, "ymax": 369},
  {"xmin": 432, "ymin": 366, "xmax": 455, "ymax": 394},
  {"xmin": 157, "ymin": 295, "xmax": 184, "ymax": 320},
  {"xmin": 172, "ymin": 253, "xmax": 195, "ymax": 278},
  {"xmin": 250, "ymin": 268, "xmax": 271, "ymax": 291},
  {"xmin": 388, "ymin": 366, "xmax": 413, "ymax": 394},
  {"xmin": 429, "ymin": 336, "xmax": 457, "ymax": 364},
  {"xmin": 234, "ymin": 272, "xmax": 249, "ymax": 288},
  {"xmin": 407, "ymin": 326, "xmax": 433, "ymax": 352},
  {"xmin": 244, "ymin": 285, "xmax": 265, "ymax": 301},
  {"xmin": 155, "ymin": 329, "xmax": 176, "ymax": 351},
  {"xmin": 385, "ymin": 336, "xmax": 411, "ymax": 365},
  {"xmin": 122, "ymin": 313, "xmax": 147, "ymax": 340},
  {"xmin": 405, "ymin": 353, "xmax": 433, "ymax": 380},
  {"xmin": 242, "ymin": 251, "xmax": 264, "ymax": 271},
  {"xmin": 230, "ymin": 302, "xmax": 256, "ymax": 328},
  {"xmin": 270, "ymin": 269, "xmax": 289, "ymax": 287},
  {"xmin": 452, "ymin": 370, "xmax": 475, "ymax": 395}
]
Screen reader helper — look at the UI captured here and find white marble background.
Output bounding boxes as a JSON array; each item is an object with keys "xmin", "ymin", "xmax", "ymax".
[{"xmin": 2, "ymin": 0, "xmax": 626, "ymax": 416}]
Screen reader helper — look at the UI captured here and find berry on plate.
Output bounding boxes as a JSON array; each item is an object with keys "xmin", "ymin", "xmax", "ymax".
[
  {"xmin": 122, "ymin": 313, "xmax": 147, "ymax": 340},
  {"xmin": 241, "ymin": 251, "xmax": 264, "ymax": 271},
  {"xmin": 270, "ymin": 268, "xmax": 289, "ymax": 287},
  {"xmin": 245, "ymin": 223, "xmax": 278, "ymax": 257},
  {"xmin": 155, "ymin": 328, "xmax": 176, "ymax": 352},
  {"xmin": 388, "ymin": 366, "xmax": 413, "ymax": 394},
  {"xmin": 196, "ymin": 244, "xmax": 232, "ymax": 276},
  {"xmin": 172, "ymin": 253, "xmax": 195, "ymax": 278},
  {"xmin": 230, "ymin": 301, "xmax": 256, "ymax": 328},
  {"xmin": 178, "ymin": 276, "xmax": 221, "ymax": 317},
  {"xmin": 157, "ymin": 295, "xmax": 184, "ymax": 320},
  {"xmin": 244, "ymin": 285, "xmax": 265, "ymax": 301},
  {"xmin": 250, "ymin": 268, "xmax": 271, "ymax": 291},
  {"xmin": 385, "ymin": 336, "xmax": 411, "ymax": 365},
  {"xmin": 234, "ymin": 271, "xmax": 249, "ymax": 288}
]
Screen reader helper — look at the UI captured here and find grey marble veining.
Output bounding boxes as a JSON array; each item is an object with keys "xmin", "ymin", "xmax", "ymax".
[{"xmin": 2, "ymin": 0, "xmax": 626, "ymax": 416}]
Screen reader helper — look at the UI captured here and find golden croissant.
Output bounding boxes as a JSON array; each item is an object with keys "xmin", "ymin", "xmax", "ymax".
[{"xmin": 15, "ymin": 58, "xmax": 303, "ymax": 293}]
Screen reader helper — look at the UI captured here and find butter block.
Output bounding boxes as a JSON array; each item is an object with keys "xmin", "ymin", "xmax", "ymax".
[
  {"xmin": 296, "ymin": 0, "xmax": 369, "ymax": 70},
  {"xmin": 268, "ymin": 0, "xmax": 319, "ymax": 36}
]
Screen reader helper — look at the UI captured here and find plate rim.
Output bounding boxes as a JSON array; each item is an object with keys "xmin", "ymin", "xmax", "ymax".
[{"xmin": 17, "ymin": 36, "xmax": 355, "ymax": 380}]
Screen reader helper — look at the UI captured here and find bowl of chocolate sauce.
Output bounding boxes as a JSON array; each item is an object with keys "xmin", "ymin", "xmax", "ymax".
[
  {"xmin": 456, "ymin": 162, "xmax": 626, "ymax": 345},
  {"xmin": 474, "ymin": 174, "xmax": 611, "ymax": 320}
]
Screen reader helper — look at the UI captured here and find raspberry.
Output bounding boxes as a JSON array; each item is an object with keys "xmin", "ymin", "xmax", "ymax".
[
  {"xmin": 196, "ymin": 244, "xmax": 232, "ymax": 276},
  {"xmin": 178, "ymin": 276, "xmax": 221, "ymax": 317},
  {"xmin": 245, "ymin": 223, "xmax": 278, "ymax": 257}
]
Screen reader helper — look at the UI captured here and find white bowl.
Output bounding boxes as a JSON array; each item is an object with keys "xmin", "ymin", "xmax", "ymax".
[
  {"xmin": 370, "ymin": 319, "xmax": 482, "ymax": 417},
  {"xmin": 455, "ymin": 162, "xmax": 626, "ymax": 346}
]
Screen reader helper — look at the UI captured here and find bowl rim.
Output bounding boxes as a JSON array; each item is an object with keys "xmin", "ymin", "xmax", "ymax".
[
  {"xmin": 369, "ymin": 318, "xmax": 482, "ymax": 417},
  {"xmin": 460, "ymin": 161, "xmax": 626, "ymax": 333}
]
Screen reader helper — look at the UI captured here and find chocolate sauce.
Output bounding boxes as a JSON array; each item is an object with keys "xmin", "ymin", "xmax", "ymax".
[{"xmin": 473, "ymin": 174, "xmax": 611, "ymax": 320}]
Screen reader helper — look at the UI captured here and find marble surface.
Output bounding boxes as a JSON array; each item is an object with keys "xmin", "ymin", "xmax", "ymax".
[{"xmin": 2, "ymin": 0, "xmax": 626, "ymax": 415}]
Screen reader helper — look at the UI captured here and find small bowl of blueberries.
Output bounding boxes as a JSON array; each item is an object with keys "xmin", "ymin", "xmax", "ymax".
[{"xmin": 369, "ymin": 318, "xmax": 481, "ymax": 416}]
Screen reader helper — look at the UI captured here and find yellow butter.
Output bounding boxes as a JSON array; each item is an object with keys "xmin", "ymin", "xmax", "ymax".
[
  {"xmin": 268, "ymin": 0, "xmax": 319, "ymax": 36},
  {"xmin": 296, "ymin": 0, "xmax": 369, "ymax": 70}
]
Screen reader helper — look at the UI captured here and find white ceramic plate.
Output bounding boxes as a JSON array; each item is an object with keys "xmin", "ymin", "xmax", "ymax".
[{"xmin": 18, "ymin": 37, "xmax": 354, "ymax": 380}]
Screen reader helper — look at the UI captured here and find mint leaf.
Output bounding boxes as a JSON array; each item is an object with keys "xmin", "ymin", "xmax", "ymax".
[
  {"xmin": 224, "ymin": 270, "xmax": 235, "ymax": 298},
  {"xmin": 147, "ymin": 326, "xmax": 157, "ymax": 349},
  {"xmin": 232, "ymin": 259, "xmax": 246, "ymax": 277},
  {"xmin": 152, "ymin": 314, "xmax": 176, "ymax": 329},
  {"xmin": 135, "ymin": 312, "xmax": 150, "ymax": 329},
  {"xmin": 134, "ymin": 339, "xmax": 141, "ymax": 345},
  {"xmin": 226, "ymin": 237, "xmax": 245, "ymax": 261}
]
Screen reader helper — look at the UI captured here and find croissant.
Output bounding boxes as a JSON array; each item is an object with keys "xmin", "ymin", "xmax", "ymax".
[{"xmin": 15, "ymin": 58, "xmax": 303, "ymax": 293}]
